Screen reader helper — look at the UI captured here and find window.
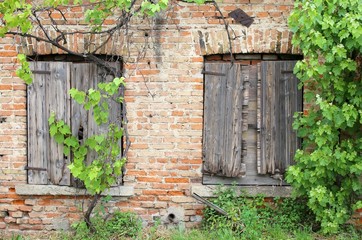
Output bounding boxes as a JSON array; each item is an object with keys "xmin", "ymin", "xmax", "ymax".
[
  {"xmin": 27, "ymin": 58, "xmax": 122, "ymax": 186},
  {"xmin": 202, "ymin": 60, "xmax": 302, "ymax": 185}
]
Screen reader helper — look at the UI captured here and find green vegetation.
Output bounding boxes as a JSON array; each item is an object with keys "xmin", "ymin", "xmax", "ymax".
[
  {"xmin": 286, "ymin": 0, "xmax": 362, "ymax": 234},
  {"xmin": 48, "ymin": 77, "xmax": 126, "ymax": 229},
  {"xmin": 4, "ymin": 187, "xmax": 361, "ymax": 239},
  {"xmin": 202, "ymin": 186, "xmax": 319, "ymax": 239},
  {"xmin": 65, "ymin": 210, "xmax": 142, "ymax": 240}
]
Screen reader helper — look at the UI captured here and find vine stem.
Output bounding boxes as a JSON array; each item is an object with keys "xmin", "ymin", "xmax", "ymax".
[{"xmin": 84, "ymin": 193, "xmax": 101, "ymax": 232}]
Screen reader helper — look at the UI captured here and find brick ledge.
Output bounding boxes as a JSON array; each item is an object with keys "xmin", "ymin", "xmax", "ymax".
[
  {"xmin": 15, "ymin": 184, "xmax": 134, "ymax": 197},
  {"xmin": 191, "ymin": 184, "xmax": 292, "ymax": 198}
]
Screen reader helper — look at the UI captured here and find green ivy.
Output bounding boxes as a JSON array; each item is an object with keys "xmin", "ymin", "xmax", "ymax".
[{"xmin": 286, "ymin": 0, "xmax": 362, "ymax": 234}]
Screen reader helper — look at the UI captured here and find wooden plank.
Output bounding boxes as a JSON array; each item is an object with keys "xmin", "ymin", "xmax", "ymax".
[
  {"xmin": 71, "ymin": 62, "xmax": 123, "ymax": 186},
  {"xmin": 47, "ymin": 62, "xmax": 71, "ymax": 185},
  {"xmin": 224, "ymin": 63, "xmax": 244, "ymax": 177},
  {"xmin": 259, "ymin": 61, "xmax": 301, "ymax": 175},
  {"xmin": 203, "ymin": 63, "xmax": 247, "ymax": 178},
  {"xmin": 283, "ymin": 61, "xmax": 302, "ymax": 168},
  {"xmin": 98, "ymin": 62, "xmax": 123, "ymax": 186},
  {"xmin": 242, "ymin": 65, "xmax": 258, "ymax": 177},
  {"xmin": 256, "ymin": 63, "xmax": 262, "ymax": 174},
  {"xmin": 70, "ymin": 63, "xmax": 98, "ymax": 187},
  {"xmin": 203, "ymin": 63, "xmax": 225, "ymax": 176},
  {"xmin": 28, "ymin": 62, "xmax": 71, "ymax": 185},
  {"xmin": 259, "ymin": 62, "xmax": 275, "ymax": 174},
  {"xmin": 203, "ymin": 174, "xmax": 286, "ymax": 186},
  {"xmin": 28, "ymin": 62, "xmax": 50, "ymax": 184}
]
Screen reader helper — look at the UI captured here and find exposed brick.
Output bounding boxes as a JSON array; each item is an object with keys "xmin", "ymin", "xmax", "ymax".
[
  {"xmin": 24, "ymin": 199, "xmax": 36, "ymax": 206},
  {"xmin": 10, "ymin": 211, "xmax": 23, "ymax": 218},
  {"xmin": 4, "ymin": 216, "xmax": 16, "ymax": 223},
  {"xmin": 142, "ymin": 190, "xmax": 168, "ymax": 195},
  {"xmin": 0, "ymin": 222, "xmax": 6, "ymax": 229},
  {"xmin": 165, "ymin": 178, "xmax": 190, "ymax": 183},
  {"xmin": 137, "ymin": 177, "xmax": 162, "ymax": 183},
  {"xmin": 171, "ymin": 196, "xmax": 194, "ymax": 203}
]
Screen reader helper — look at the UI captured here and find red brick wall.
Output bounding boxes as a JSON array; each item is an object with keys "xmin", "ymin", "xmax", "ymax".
[{"xmin": 0, "ymin": 0, "xmax": 323, "ymax": 233}]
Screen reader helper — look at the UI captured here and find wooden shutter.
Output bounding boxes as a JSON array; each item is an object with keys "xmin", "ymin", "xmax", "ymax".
[
  {"xmin": 28, "ymin": 62, "xmax": 71, "ymax": 185},
  {"xmin": 70, "ymin": 62, "xmax": 122, "ymax": 186},
  {"xmin": 203, "ymin": 63, "xmax": 248, "ymax": 177},
  {"xmin": 257, "ymin": 61, "xmax": 302, "ymax": 175},
  {"xmin": 71, "ymin": 63, "xmax": 99, "ymax": 168},
  {"xmin": 28, "ymin": 61, "xmax": 122, "ymax": 186}
]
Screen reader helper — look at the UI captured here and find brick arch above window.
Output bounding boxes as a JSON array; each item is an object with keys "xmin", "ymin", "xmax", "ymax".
[
  {"xmin": 15, "ymin": 30, "xmax": 126, "ymax": 57},
  {"xmin": 194, "ymin": 29, "xmax": 300, "ymax": 56}
]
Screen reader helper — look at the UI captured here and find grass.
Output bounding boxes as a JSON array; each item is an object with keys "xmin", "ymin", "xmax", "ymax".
[{"xmin": 2, "ymin": 224, "xmax": 361, "ymax": 240}]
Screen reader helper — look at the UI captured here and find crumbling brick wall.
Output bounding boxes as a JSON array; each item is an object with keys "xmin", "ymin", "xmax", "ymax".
[{"xmin": 3, "ymin": 0, "xmax": 352, "ymax": 234}]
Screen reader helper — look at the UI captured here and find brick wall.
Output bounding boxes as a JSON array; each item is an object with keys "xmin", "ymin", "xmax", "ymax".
[{"xmin": 0, "ymin": 0, "xmax": 311, "ymax": 233}]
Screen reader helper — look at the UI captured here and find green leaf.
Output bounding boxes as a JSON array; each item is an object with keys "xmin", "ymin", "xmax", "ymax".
[
  {"xmin": 48, "ymin": 113, "xmax": 55, "ymax": 125},
  {"xmin": 54, "ymin": 133, "xmax": 64, "ymax": 143},
  {"xmin": 70, "ymin": 88, "xmax": 86, "ymax": 104},
  {"xmin": 49, "ymin": 124, "xmax": 58, "ymax": 136},
  {"xmin": 85, "ymin": 138, "xmax": 97, "ymax": 149},
  {"xmin": 95, "ymin": 135, "xmax": 105, "ymax": 144},
  {"xmin": 64, "ymin": 137, "xmax": 78, "ymax": 148},
  {"xmin": 59, "ymin": 124, "xmax": 71, "ymax": 135}
]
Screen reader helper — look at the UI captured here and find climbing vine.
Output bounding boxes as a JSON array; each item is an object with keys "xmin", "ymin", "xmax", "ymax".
[
  {"xmin": 1, "ymin": 0, "xmax": 211, "ymax": 231},
  {"xmin": 286, "ymin": 0, "xmax": 362, "ymax": 234},
  {"xmin": 48, "ymin": 77, "xmax": 126, "ymax": 229}
]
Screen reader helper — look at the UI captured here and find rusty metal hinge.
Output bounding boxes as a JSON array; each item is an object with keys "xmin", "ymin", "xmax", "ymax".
[
  {"xmin": 31, "ymin": 70, "xmax": 51, "ymax": 74},
  {"xmin": 202, "ymin": 70, "xmax": 226, "ymax": 77},
  {"xmin": 25, "ymin": 166, "xmax": 47, "ymax": 171}
]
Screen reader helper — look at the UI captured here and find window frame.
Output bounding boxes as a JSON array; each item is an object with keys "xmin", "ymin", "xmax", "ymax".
[
  {"xmin": 202, "ymin": 57, "xmax": 303, "ymax": 186},
  {"xmin": 26, "ymin": 57, "xmax": 124, "ymax": 187}
]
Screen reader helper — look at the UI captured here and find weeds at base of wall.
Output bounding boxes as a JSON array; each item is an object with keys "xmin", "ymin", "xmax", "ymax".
[
  {"xmin": 201, "ymin": 185, "xmax": 361, "ymax": 240},
  {"xmin": 3, "ymin": 186, "xmax": 362, "ymax": 240},
  {"xmin": 63, "ymin": 210, "xmax": 142, "ymax": 240},
  {"xmin": 3, "ymin": 221, "xmax": 361, "ymax": 240}
]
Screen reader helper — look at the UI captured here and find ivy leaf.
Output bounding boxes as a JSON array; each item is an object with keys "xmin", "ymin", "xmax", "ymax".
[
  {"xmin": 95, "ymin": 135, "xmax": 105, "ymax": 144},
  {"xmin": 64, "ymin": 137, "xmax": 78, "ymax": 148},
  {"xmin": 54, "ymin": 133, "xmax": 64, "ymax": 143},
  {"xmin": 49, "ymin": 124, "xmax": 58, "ymax": 136},
  {"xmin": 48, "ymin": 112, "xmax": 55, "ymax": 125},
  {"xmin": 63, "ymin": 146, "xmax": 70, "ymax": 156},
  {"xmin": 85, "ymin": 138, "xmax": 97, "ymax": 149},
  {"xmin": 59, "ymin": 124, "xmax": 71, "ymax": 135},
  {"xmin": 70, "ymin": 88, "xmax": 86, "ymax": 104}
]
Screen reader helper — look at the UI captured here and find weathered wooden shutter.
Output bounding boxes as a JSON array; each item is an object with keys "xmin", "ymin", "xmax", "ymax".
[
  {"xmin": 257, "ymin": 61, "xmax": 302, "ymax": 175},
  {"xmin": 28, "ymin": 62, "xmax": 71, "ymax": 185},
  {"xmin": 28, "ymin": 61, "xmax": 122, "ymax": 186},
  {"xmin": 203, "ymin": 63, "xmax": 248, "ymax": 177},
  {"xmin": 70, "ymin": 62, "xmax": 122, "ymax": 186}
]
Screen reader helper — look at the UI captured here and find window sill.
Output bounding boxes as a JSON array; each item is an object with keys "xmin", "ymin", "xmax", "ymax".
[
  {"xmin": 15, "ymin": 184, "xmax": 134, "ymax": 197},
  {"xmin": 191, "ymin": 184, "xmax": 292, "ymax": 198}
]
